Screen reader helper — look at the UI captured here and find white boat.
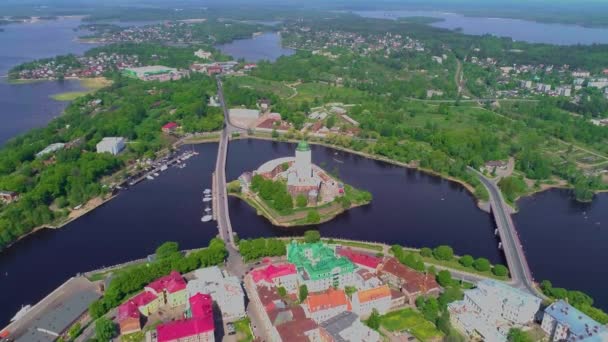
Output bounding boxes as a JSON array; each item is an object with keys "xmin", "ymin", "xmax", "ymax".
[
  {"xmin": 201, "ymin": 215, "xmax": 213, "ymax": 222},
  {"xmin": 203, "ymin": 189, "xmax": 212, "ymax": 195},
  {"xmin": 160, "ymin": 165, "xmax": 168, "ymax": 171},
  {"xmin": 147, "ymin": 175, "xmax": 154, "ymax": 180},
  {"xmin": 11, "ymin": 305, "xmax": 31, "ymax": 322},
  {"xmin": 203, "ymin": 197, "xmax": 212, "ymax": 202},
  {"xmin": 153, "ymin": 172, "xmax": 160, "ymax": 177},
  {"xmin": 204, "ymin": 207, "xmax": 212, "ymax": 212}
]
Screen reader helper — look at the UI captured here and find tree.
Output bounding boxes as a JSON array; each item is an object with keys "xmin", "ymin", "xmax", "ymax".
[
  {"xmin": 345, "ymin": 286, "xmax": 357, "ymax": 297},
  {"xmin": 507, "ymin": 328, "xmax": 533, "ymax": 342},
  {"xmin": 436, "ymin": 270, "xmax": 453, "ymax": 287},
  {"xmin": 296, "ymin": 194, "xmax": 308, "ymax": 208},
  {"xmin": 420, "ymin": 247, "xmax": 433, "ymax": 257},
  {"xmin": 67, "ymin": 322, "xmax": 82, "ymax": 340},
  {"xmin": 473, "ymin": 257, "xmax": 491, "ymax": 272},
  {"xmin": 306, "ymin": 210, "xmax": 320, "ymax": 224},
  {"xmin": 459, "ymin": 255, "xmax": 474, "ymax": 267},
  {"xmin": 299, "ymin": 284, "xmax": 308, "ymax": 302},
  {"xmin": 156, "ymin": 241, "xmax": 180, "ymax": 260},
  {"xmin": 366, "ymin": 308, "xmax": 381, "ymax": 330},
  {"xmin": 277, "ymin": 286, "xmax": 287, "ymax": 298},
  {"xmin": 272, "ymin": 129, "xmax": 279, "ymax": 138},
  {"xmin": 436, "ymin": 310, "xmax": 451, "ymax": 335},
  {"xmin": 326, "ymin": 115, "xmax": 336, "ymax": 129},
  {"xmin": 303, "ymin": 230, "xmax": 321, "ymax": 243},
  {"xmin": 433, "ymin": 245, "xmax": 454, "ymax": 261},
  {"xmin": 95, "ymin": 317, "xmax": 116, "ymax": 341},
  {"xmin": 492, "ymin": 264, "xmax": 509, "ymax": 277}
]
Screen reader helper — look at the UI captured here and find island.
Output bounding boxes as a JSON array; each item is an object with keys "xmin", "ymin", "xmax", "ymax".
[{"xmin": 230, "ymin": 141, "xmax": 372, "ymax": 226}]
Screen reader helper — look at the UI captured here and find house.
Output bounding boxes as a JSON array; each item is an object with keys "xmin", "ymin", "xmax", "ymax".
[
  {"xmin": 302, "ymin": 288, "xmax": 351, "ymax": 323},
  {"xmin": 353, "ymin": 269, "xmax": 383, "ymax": 290},
  {"xmin": 351, "ymin": 285, "xmax": 392, "ymax": 317},
  {"xmin": 448, "ymin": 280, "xmax": 541, "ymax": 342},
  {"xmin": 118, "ymin": 301, "xmax": 142, "ymax": 335},
  {"xmin": 152, "ymin": 293, "xmax": 215, "ymax": 342},
  {"xmin": 377, "ymin": 257, "xmax": 440, "ymax": 304},
  {"xmin": 145, "ymin": 271, "xmax": 188, "ymax": 308},
  {"xmin": 130, "ymin": 291, "xmax": 160, "ymax": 316},
  {"xmin": 0, "ymin": 190, "xmax": 19, "ymax": 204},
  {"xmin": 194, "ymin": 49, "xmax": 212, "ymax": 59},
  {"xmin": 275, "ymin": 313, "xmax": 320, "ymax": 342},
  {"xmin": 319, "ymin": 311, "xmax": 380, "ymax": 342},
  {"xmin": 541, "ymin": 300, "xmax": 608, "ymax": 342},
  {"xmin": 336, "ymin": 248, "xmax": 381, "ymax": 271},
  {"xmin": 251, "ymin": 262, "xmax": 299, "ymax": 293},
  {"xmin": 96, "ymin": 137, "xmax": 126, "ymax": 155},
  {"xmin": 162, "ymin": 122, "xmax": 179, "ymax": 133},
  {"xmin": 186, "ymin": 267, "xmax": 246, "ymax": 320},
  {"xmin": 287, "ymin": 241, "xmax": 356, "ymax": 292}
]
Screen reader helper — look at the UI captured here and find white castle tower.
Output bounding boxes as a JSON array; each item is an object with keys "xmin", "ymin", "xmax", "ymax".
[{"xmin": 295, "ymin": 140, "xmax": 312, "ymax": 181}]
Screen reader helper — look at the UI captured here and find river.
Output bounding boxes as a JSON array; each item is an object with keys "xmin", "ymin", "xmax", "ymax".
[{"xmin": 354, "ymin": 10, "xmax": 608, "ymax": 45}]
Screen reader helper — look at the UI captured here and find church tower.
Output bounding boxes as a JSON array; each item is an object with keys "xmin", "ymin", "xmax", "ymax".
[{"xmin": 295, "ymin": 140, "xmax": 312, "ymax": 181}]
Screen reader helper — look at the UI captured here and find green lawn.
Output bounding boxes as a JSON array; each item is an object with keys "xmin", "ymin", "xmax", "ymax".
[
  {"xmin": 324, "ymin": 239, "xmax": 383, "ymax": 252},
  {"xmin": 229, "ymin": 76, "xmax": 294, "ymax": 98},
  {"xmin": 380, "ymin": 309, "xmax": 443, "ymax": 341},
  {"xmin": 233, "ymin": 318, "xmax": 254, "ymax": 342},
  {"xmin": 293, "ymin": 82, "xmax": 366, "ymax": 104}
]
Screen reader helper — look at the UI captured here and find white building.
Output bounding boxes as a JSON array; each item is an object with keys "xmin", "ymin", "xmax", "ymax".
[
  {"xmin": 187, "ymin": 267, "xmax": 245, "ymax": 320},
  {"xmin": 351, "ymin": 285, "xmax": 392, "ymax": 317},
  {"xmin": 320, "ymin": 311, "xmax": 380, "ymax": 342},
  {"xmin": 302, "ymin": 288, "xmax": 351, "ymax": 323},
  {"xmin": 96, "ymin": 137, "xmax": 125, "ymax": 155},
  {"xmin": 194, "ymin": 49, "xmax": 212, "ymax": 59},
  {"xmin": 448, "ymin": 280, "xmax": 541, "ymax": 341},
  {"xmin": 541, "ymin": 300, "xmax": 608, "ymax": 342},
  {"xmin": 36, "ymin": 142, "xmax": 65, "ymax": 158},
  {"xmin": 294, "ymin": 140, "xmax": 312, "ymax": 182}
]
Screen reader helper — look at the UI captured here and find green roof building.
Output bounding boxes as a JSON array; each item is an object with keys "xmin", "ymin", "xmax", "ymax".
[{"xmin": 287, "ymin": 241, "xmax": 356, "ymax": 291}]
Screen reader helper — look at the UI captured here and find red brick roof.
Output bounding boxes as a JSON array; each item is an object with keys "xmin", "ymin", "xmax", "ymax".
[
  {"xmin": 118, "ymin": 301, "xmax": 140, "ymax": 322},
  {"xmin": 380, "ymin": 257, "xmax": 439, "ymax": 294},
  {"xmin": 337, "ymin": 247, "xmax": 382, "ymax": 269},
  {"xmin": 147, "ymin": 271, "xmax": 186, "ymax": 294},
  {"xmin": 276, "ymin": 318, "xmax": 318, "ymax": 342},
  {"xmin": 162, "ymin": 122, "xmax": 178, "ymax": 130},
  {"xmin": 251, "ymin": 263, "xmax": 297, "ymax": 284},
  {"xmin": 305, "ymin": 288, "xmax": 351, "ymax": 313},
  {"xmin": 130, "ymin": 291, "xmax": 158, "ymax": 307},
  {"xmin": 156, "ymin": 294, "xmax": 214, "ymax": 342}
]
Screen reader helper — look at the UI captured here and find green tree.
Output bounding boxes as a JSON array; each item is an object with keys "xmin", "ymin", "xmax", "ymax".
[
  {"xmin": 420, "ymin": 247, "xmax": 433, "ymax": 257},
  {"xmin": 299, "ymin": 284, "xmax": 308, "ymax": 302},
  {"xmin": 277, "ymin": 286, "xmax": 287, "ymax": 298},
  {"xmin": 433, "ymin": 245, "xmax": 454, "ymax": 261},
  {"xmin": 492, "ymin": 264, "xmax": 509, "ymax": 277},
  {"xmin": 156, "ymin": 241, "xmax": 180, "ymax": 260},
  {"xmin": 459, "ymin": 255, "xmax": 474, "ymax": 267},
  {"xmin": 296, "ymin": 194, "xmax": 308, "ymax": 208},
  {"xmin": 303, "ymin": 230, "xmax": 321, "ymax": 243},
  {"xmin": 473, "ymin": 257, "xmax": 491, "ymax": 272},
  {"xmin": 95, "ymin": 317, "xmax": 116, "ymax": 341},
  {"xmin": 436, "ymin": 270, "xmax": 453, "ymax": 287},
  {"xmin": 366, "ymin": 308, "xmax": 381, "ymax": 330},
  {"xmin": 67, "ymin": 322, "xmax": 82, "ymax": 340},
  {"xmin": 272, "ymin": 129, "xmax": 279, "ymax": 138},
  {"xmin": 306, "ymin": 210, "xmax": 321, "ymax": 224}
]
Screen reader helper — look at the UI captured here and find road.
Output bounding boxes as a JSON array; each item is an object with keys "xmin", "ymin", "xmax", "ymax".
[{"xmin": 469, "ymin": 167, "xmax": 541, "ymax": 296}]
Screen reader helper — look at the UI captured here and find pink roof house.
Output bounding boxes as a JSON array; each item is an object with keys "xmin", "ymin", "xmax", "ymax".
[
  {"xmin": 251, "ymin": 263, "xmax": 298, "ymax": 292},
  {"xmin": 145, "ymin": 271, "xmax": 188, "ymax": 309},
  {"xmin": 156, "ymin": 293, "xmax": 215, "ymax": 342}
]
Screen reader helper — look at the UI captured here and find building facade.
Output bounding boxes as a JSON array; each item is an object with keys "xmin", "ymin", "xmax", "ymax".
[
  {"xmin": 303, "ymin": 288, "xmax": 351, "ymax": 323},
  {"xmin": 251, "ymin": 262, "xmax": 299, "ymax": 293},
  {"xmin": 186, "ymin": 266, "xmax": 245, "ymax": 320},
  {"xmin": 96, "ymin": 137, "xmax": 126, "ymax": 155},
  {"xmin": 541, "ymin": 300, "xmax": 608, "ymax": 342},
  {"xmin": 351, "ymin": 285, "xmax": 392, "ymax": 317}
]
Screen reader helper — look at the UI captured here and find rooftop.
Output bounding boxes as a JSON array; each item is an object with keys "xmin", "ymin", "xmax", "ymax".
[
  {"xmin": 156, "ymin": 294, "xmax": 214, "ymax": 342},
  {"xmin": 305, "ymin": 288, "xmax": 351, "ymax": 313},
  {"xmin": 380, "ymin": 257, "xmax": 439, "ymax": 294},
  {"xmin": 276, "ymin": 317, "xmax": 318, "ymax": 342},
  {"xmin": 545, "ymin": 300, "xmax": 607, "ymax": 341},
  {"xmin": 336, "ymin": 247, "xmax": 382, "ymax": 269},
  {"xmin": 355, "ymin": 285, "xmax": 391, "ymax": 304},
  {"xmin": 251, "ymin": 263, "xmax": 297, "ymax": 284},
  {"xmin": 287, "ymin": 241, "xmax": 355, "ymax": 281},
  {"xmin": 146, "ymin": 271, "xmax": 186, "ymax": 294}
]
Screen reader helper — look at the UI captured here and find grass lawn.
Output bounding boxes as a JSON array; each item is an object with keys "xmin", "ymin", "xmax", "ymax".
[
  {"xmin": 293, "ymin": 82, "xmax": 366, "ymax": 104},
  {"xmin": 233, "ymin": 318, "xmax": 254, "ymax": 342},
  {"xmin": 121, "ymin": 331, "xmax": 144, "ymax": 342},
  {"xmin": 229, "ymin": 76, "xmax": 294, "ymax": 98},
  {"xmin": 324, "ymin": 239, "xmax": 383, "ymax": 252},
  {"xmin": 380, "ymin": 308, "xmax": 443, "ymax": 341}
]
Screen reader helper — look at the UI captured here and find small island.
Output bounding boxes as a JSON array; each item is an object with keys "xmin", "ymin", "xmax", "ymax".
[{"xmin": 229, "ymin": 141, "xmax": 372, "ymax": 226}]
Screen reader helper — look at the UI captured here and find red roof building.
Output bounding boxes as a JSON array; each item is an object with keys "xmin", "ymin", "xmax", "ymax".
[
  {"xmin": 162, "ymin": 122, "xmax": 179, "ymax": 133},
  {"xmin": 118, "ymin": 301, "xmax": 142, "ymax": 335},
  {"xmin": 146, "ymin": 271, "xmax": 187, "ymax": 295},
  {"xmin": 251, "ymin": 263, "xmax": 298, "ymax": 291},
  {"xmin": 336, "ymin": 247, "xmax": 382, "ymax": 270},
  {"xmin": 378, "ymin": 257, "xmax": 440, "ymax": 304},
  {"xmin": 156, "ymin": 293, "xmax": 215, "ymax": 342}
]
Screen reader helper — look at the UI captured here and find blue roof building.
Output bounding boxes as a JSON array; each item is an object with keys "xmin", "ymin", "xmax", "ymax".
[{"xmin": 541, "ymin": 300, "xmax": 608, "ymax": 342}]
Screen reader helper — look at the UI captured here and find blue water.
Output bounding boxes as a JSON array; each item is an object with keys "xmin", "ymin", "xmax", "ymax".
[
  {"xmin": 355, "ymin": 10, "xmax": 608, "ymax": 45},
  {"xmin": 216, "ymin": 32, "xmax": 295, "ymax": 62},
  {"xmin": 0, "ymin": 17, "xmax": 94, "ymax": 145}
]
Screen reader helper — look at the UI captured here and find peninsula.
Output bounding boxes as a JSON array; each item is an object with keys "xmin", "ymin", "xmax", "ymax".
[{"xmin": 230, "ymin": 141, "xmax": 372, "ymax": 226}]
